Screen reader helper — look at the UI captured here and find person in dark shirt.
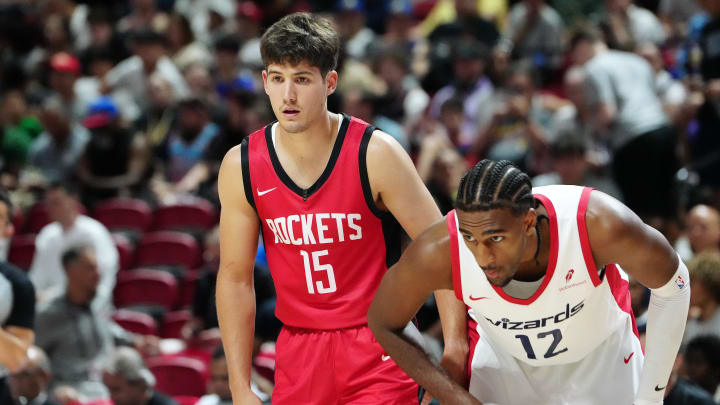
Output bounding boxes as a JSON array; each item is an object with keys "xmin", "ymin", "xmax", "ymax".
[
  {"xmin": 0, "ymin": 186, "xmax": 35, "ymax": 404},
  {"xmin": 102, "ymin": 347, "xmax": 177, "ymax": 405}
]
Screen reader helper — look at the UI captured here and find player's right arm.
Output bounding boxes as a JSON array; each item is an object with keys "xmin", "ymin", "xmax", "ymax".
[
  {"xmin": 368, "ymin": 219, "xmax": 482, "ymax": 405},
  {"xmin": 216, "ymin": 145, "xmax": 262, "ymax": 405}
]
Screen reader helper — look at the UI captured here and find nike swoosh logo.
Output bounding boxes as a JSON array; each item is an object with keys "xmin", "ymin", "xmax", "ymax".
[
  {"xmin": 469, "ymin": 296, "xmax": 488, "ymax": 301},
  {"xmin": 624, "ymin": 352, "xmax": 634, "ymax": 363},
  {"xmin": 655, "ymin": 385, "xmax": 666, "ymax": 391},
  {"xmin": 257, "ymin": 187, "xmax": 277, "ymax": 196},
  {"xmin": 381, "ymin": 355, "xmax": 391, "ymax": 361}
]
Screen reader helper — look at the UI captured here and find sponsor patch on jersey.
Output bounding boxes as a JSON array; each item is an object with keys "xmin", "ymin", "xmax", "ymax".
[
  {"xmin": 676, "ymin": 275, "xmax": 686, "ymax": 289},
  {"xmin": 565, "ymin": 269, "xmax": 574, "ymax": 282}
]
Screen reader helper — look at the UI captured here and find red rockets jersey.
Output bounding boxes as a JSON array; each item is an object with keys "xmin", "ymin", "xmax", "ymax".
[{"xmin": 241, "ymin": 114, "xmax": 401, "ymax": 329}]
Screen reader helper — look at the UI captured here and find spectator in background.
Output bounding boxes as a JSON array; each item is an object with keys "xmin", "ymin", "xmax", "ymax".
[
  {"xmin": 1, "ymin": 91, "xmax": 43, "ymax": 174},
  {"xmin": 532, "ymin": 132, "xmax": 623, "ymax": 199},
  {"xmin": 173, "ymin": 89, "xmax": 255, "ymax": 199},
  {"xmin": 570, "ymin": 27, "xmax": 678, "ymax": 224},
  {"xmin": 498, "ymin": 0, "xmax": 565, "ymax": 69},
  {"xmin": 105, "ymin": 29, "xmax": 188, "ymax": 111},
  {"xmin": 429, "ymin": 40, "xmax": 494, "ymax": 153},
  {"xmin": 685, "ymin": 252, "xmax": 720, "ymax": 345},
  {"xmin": 676, "ymin": 204, "xmax": 720, "ymax": 261},
  {"xmin": 663, "ymin": 349, "xmax": 716, "ymax": 405},
  {"xmin": 0, "ymin": 188, "xmax": 35, "ymax": 404},
  {"xmin": 102, "ymin": 347, "xmax": 177, "ymax": 405},
  {"xmin": 138, "ymin": 74, "xmax": 178, "ymax": 148},
  {"xmin": 76, "ymin": 97, "xmax": 151, "ymax": 203},
  {"xmin": 46, "ymin": 52, "xmax": 88, "ymax": 125},
  {"xmin": 28, "ymin": 182, "xmax": 118, "ymax": 309},
  {"xmin": 42, "ymin": 0, "xmax": 91, "ymax": 53},
  {"xmin": 84, "ymin": 7, "xmax": 126, "ymax": 59},
  {"xmin": 636, "ymin": 42, "xmax": 689, "ymax": 125},
  {"xmin": 235, "ymin": 1, "xmax": 264, "ymax": 69},
  {"xmin": 197, "ymin": 346, "xmax": 271, "ymax": 405},
  {"xmin": 117, "ymin": 0, "xmax": 169, "ymax": 36},
  {"xmin": 335, "ymin": 0, "xmax": 376, "ymax": 60},
  {"xmin": 550, "ymin": 67, "xmax": 595, "ymax": 145},
  {"xmin": 342, "ymin": 89, "xmax": 408, "ymax": 150},
  {"xmin": 595, "ymin": 0, "xmax": 667, "ymax": 51},
  {"xmin": 35, "ymin": 247, "xmax": 116, "ymax": 400},
  {"xmin": 659, "ymin": 0, "xmax": 702, "ymax": 37},
  {"xmin": 689, "ymin": 0, "xmax": 720, "ymax": 193},
  {"xmin": 474, "ymin": 63, "xmax": 550, "ymax": 173},
  {"xmin": 152, "ymin": 97, "xmax": 220, "ymax": 203},
  {"xmin": 166, "ymin": 12, "xmax": 212, "ymax": 72},
  {"xmin": 24, "ymin": 14, "xmax": 73, "ymax": 79},
  {"xmin": 76, "ymin": 46, "xmax": 140, "ymax": 124},
  {"xmin": 427, "ymin": 0, "xmax": 500, "ymax": 49},
  {"xmin": 29, "ymin": 98, "xmax": 90, "ymax": 183},
  {"xmin": 213, "ymin": 34, "xmax": 255, "ymax": 101},
  {"xmin": 372, "ymin": 47, "xmax": 430, "ymax": 128},
  {"xmin": 9, "ymin": 346, "xmax": 61, "ymax": 405},
  {"xmin": 683, "ymin": 334, "xmax": 720, "ymax": 401}
]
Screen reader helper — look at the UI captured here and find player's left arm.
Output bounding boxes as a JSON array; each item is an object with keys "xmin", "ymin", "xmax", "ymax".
[
  {"xmin": 585, "ymin": 190, "xmax": 689, "ymax": 405},
  {"xmin": 366, "ymin": 130, "xmax": 469, "ymax": 386}
]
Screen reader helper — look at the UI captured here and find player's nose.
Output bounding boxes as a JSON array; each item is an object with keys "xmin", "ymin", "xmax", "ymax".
[{"xmin": 283, "ymin": 82, "xmax": 297, "ymax": 103}]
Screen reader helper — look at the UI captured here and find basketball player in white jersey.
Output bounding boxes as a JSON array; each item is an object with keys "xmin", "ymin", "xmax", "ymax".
[{"xmin": 368, "ymin": 159, "xmax": 690, "ymax": 404}]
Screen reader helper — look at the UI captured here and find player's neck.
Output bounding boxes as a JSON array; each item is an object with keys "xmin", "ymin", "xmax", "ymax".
[
  {"xmin": 514, "ymin": 208, "xmax": 551, "ymax": 282},
  {"xmin": 276, "ymin": 111, "xmax": 337, "ymax": 158}
]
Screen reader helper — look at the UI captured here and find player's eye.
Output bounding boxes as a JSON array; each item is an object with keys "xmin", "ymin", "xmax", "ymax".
[
  {"xmin": 489, "ymin": 235, "xmax": 504, "ymax": 243},
  {"xmin": 296, "ymin": 77, "xmax": 309, "ymax": 83},
  {"xmin": 463, "ymin": 234, "xmax": 477, "ymax": 243},
  {"xmin": 271, "ymin": 76, "xmax": 282, "ymax": 82}
]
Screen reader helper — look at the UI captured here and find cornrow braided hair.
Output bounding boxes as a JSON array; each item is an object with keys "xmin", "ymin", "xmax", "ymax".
[
  {"xmin": 455, "ymin": 159, "xmax": 536, "ymax": 215},
  {"xmin": 456, "ymin": 160, "xmax": 547, "ymax": 264}
]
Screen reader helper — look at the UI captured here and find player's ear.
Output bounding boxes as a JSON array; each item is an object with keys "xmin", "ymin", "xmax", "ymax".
[
  {"xmin": 262, "ymin": 70, "xmax": 270, "ymax": 96},
  {"xmin": 325, "ymin": 70, "xmax": 338, "ymax": 96},
  {"xmin": 523, "ymin": 208, "xmax": 537, "ymax": 236}
]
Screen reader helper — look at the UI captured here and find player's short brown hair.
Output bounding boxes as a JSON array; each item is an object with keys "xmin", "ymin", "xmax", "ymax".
[
  {"xmin": 688, "ymin": 252, "xmax": 720, "ymax": 302},
  {"xmin": 260, "ymin": 12, "xmax": 340, "ymax": 77}
]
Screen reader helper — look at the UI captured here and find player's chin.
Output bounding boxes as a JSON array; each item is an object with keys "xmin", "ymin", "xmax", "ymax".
[{"xmin": 488, "ymin": 273, "xmax": 512, "ymax": 287}]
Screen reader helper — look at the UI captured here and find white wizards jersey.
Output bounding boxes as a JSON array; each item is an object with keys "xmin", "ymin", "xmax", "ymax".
[{"xmin": 447, "ymin": 185, "xmax": 641, "ymax": 367}]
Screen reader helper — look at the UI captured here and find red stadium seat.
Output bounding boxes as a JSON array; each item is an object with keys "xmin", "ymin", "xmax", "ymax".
[
  {"xmin": 25, "ymin": 201, "xmax": 87, "ymax": 234},
  {"xmin": 152, "ymin": 200, "xmax": 217, "ymax": 232},
  {"xmin": 112, "ymin": 309, "xmax": 158, "ymax": 336},
  {"xmin": 162, "ymin": 310, "xmax": 192, "ymax": 339},
  {"xmin": 173, "ymin": 397, "xmax": 199, "ymax": 405},
  {"xmin": 24, "ymin": 203, "xmax": 51, "ymax": 234},
  {"xmin": 8, "ymin": 234, "xmax": 36, "ymax": 271},
  {"xmin": 12, "ymin": 209, "xmax": 23, "ymax": 234},
  {"xmin": 113, "ymin": 233, "xmax": 135, "ymax": 271},
  {"xmin": 136, "ymin": 231, "xmax": 200, "ymax": 269},
  {"xmin": 93, "ymin": 197, "xmax": 152, "ymax": 234},
  {"xmin": 114, "ymin": 269, "xmax": 178, "ymax": 310},
  {"xmin": 147, "ymin": 356, "xmax": 207, "ymax": 397},
  {"xmin": 177, "ymin": 271, "xmax": 199, "ymax": 308}
]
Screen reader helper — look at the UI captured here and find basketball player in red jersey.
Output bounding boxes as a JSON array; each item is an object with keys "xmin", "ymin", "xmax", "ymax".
[{"xmin": 216, "ymin": 13, "xmax": 466, "ymax": 404}]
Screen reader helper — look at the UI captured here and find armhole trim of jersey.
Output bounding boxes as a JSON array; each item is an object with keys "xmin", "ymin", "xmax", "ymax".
[
  {"xmin": 577, "ymin": 187, "xmax": 602, "ymax": 287},
  {"xmin": 358, "ymin": 125, "xmax": 389, "ymax": 219},
  {"xmin": 241, "ymin": 136, "xmax": 256, "ymax": 212},
  {"xmin": 446, "ymin": 210, "xmax": 464, "ymax": 302}
]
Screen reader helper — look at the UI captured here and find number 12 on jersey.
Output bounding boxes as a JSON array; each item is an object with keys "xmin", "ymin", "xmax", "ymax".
[{"xmin": 300, "ymin": 250, "xmax": 337, "ymax": 294}]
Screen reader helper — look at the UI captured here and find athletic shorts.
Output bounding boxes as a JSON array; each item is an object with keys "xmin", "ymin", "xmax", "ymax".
[{"xmin": 272, "ymin": 324, "xmax": 421, "ymax": 404}]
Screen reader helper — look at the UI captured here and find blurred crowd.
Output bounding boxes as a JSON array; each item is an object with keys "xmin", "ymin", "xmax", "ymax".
[{"xmin": 1, "ymin": 0, "xmax": 720, "ymax": 404}]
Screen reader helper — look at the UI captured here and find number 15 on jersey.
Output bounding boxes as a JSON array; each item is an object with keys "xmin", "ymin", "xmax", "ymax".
[{"xmin": 300, "ymin": 250, "xmax": 337, "ymax": 294}]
